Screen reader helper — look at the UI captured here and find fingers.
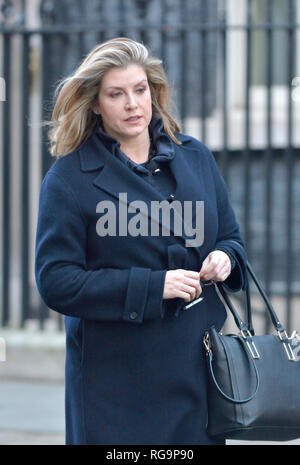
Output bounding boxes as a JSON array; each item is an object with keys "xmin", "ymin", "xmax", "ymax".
[
  {"xmin": 163, "ymin": 251, "xmax": 233, "ymax": 303},
  {"xmin": 200, "ymin": 250, "xmax": 231, "ymax": 282},
  {"xmin": 179, "ymin": 282, "xmax": 201, "ymax": 302},
  {"xmin": 177, "ymin": 270, "xmax": 202, "ymax": 302},
  {"xmin": 163, "ymin": 269, "xmax": 202, "ymax": 302}
]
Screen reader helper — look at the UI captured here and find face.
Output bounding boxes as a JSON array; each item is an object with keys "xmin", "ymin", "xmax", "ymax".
[{"xmin": 95, "ymin": 64, "xmax": 152, "ymax": 144}]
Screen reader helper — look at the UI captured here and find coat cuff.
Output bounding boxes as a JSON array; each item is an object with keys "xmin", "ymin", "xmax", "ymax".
[
  {"xmin": 123, "ymin": 268, "xmax": 166, "ymax": 324},
  {"xmin": 144, "ymin": 270, "xmax": 167, "ymax": 320}
]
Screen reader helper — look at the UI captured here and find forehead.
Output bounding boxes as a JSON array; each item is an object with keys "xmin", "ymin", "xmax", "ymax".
[{"xmin": 100, "ymin": 64, "xmax": 148, "ymax": 90}]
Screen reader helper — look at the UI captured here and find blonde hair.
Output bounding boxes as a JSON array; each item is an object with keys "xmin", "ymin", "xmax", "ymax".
[{"xmin": 46, "ymin": 37, "xmax": 182, "ymax": 157}]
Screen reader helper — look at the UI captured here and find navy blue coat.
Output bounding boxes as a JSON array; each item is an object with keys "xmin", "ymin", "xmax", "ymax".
[{"xmin": 35, "ymin": 125, "xmax": 247, "ymax": 445}]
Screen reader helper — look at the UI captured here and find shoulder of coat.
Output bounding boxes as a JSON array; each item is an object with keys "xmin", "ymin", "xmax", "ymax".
[
  {"xmin": 44, "ymin": 149, "xmax": 81, "ymax": 187},
  {"xmin": 51, "ymin": 148, "xmax": 81, "ymax": 171},
  {"xmin": 174, "ymin": 132, "xmax": 211, "ymax": 157}
]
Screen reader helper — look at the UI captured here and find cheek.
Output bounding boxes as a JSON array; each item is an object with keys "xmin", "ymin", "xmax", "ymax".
[
  {"xmin": 99, "ymin": 102, "xmax": 120, "ymax": 123},
  {"xmin": 144, "ymin": 94, "xmax": 153, "ymax": 116},
  {"xmin": 98, "ymin": 95, "xmax": 116, "ymax": 114}
]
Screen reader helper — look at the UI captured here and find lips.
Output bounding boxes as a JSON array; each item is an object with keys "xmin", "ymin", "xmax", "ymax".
[{"xmin": 125, "ymin": 115, "xmax": 142, "ymax": 122}]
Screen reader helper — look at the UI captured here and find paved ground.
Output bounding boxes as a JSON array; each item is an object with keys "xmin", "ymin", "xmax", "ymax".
[
  {"xmin": 0, "ymin": 380, "xmax": 65, "ymax": 445},
  {"xmin": 0, "ymin": 379, "xmax": 300, "ymax": 446}
]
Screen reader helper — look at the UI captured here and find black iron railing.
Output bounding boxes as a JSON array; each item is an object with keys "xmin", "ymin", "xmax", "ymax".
[{"xmin": 0, "ymin": 0, "xmax": 299, "ymax": 332}]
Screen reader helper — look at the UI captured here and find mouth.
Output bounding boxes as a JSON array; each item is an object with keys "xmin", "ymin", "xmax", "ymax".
[{"xmin": 124, "ymin": 115, "xmax": 142, "ymax": 123}]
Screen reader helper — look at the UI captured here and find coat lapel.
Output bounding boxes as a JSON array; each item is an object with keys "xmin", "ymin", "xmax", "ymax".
[{"xmin": 78, "ymin": 129, "xmax": 202, "ymax": 246}]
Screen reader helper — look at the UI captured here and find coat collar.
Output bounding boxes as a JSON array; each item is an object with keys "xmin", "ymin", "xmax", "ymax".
[
  {"xmin": 80, "ymin": 116, "xmax": 175, "ymax": 173},
  {"xmin": 79, "ymin": 126, "xmax": 174, "ymax": 205},
  {"xmin": 78, "ymin": 127, "xmax": 106, "ymax": 172},
  {"xmin": 78, "ymin": 124, "xmax": 201, "ymax": 247}
]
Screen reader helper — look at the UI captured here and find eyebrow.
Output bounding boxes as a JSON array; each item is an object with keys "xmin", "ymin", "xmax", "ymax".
[{"xmin": 104, "ymin": 79, "xmax": 148, "ymax": 91}]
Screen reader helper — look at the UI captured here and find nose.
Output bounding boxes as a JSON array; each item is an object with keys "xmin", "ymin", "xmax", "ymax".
[{"xmin": 125, "ymin": 93, "xmax": 138, "ymax": 109}]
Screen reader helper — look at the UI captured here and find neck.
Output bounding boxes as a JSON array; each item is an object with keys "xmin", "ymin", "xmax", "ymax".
[{"xmin": 120, "ymin": 134, "xmax": 151, "ymax": 164}]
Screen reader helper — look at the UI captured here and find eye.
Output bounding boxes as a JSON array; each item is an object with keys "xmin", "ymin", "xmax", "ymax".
[
  {"xmin": 111, "ymin": 92, "xmax": 122, "ymax": 98},
  {"xmin": 137, "ymin": 87, "xmax": 146, "ymax": 93}
]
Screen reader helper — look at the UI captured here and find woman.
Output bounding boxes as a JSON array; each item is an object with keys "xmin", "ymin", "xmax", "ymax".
[{"xmin": 35, "ymin": 37, "xmax": 247, "ymax": 445}]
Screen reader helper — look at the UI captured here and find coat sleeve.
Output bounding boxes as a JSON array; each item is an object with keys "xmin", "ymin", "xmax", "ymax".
[
  {"xmin": 35, "ymin": 172, "xmax": 166, "ymax": 324},
  {"xmin": 205, "ymin": 147, "xmax": 248, "ymax": 292}
]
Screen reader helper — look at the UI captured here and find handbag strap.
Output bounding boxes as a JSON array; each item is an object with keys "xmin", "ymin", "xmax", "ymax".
[
  {"xmin": 207, "ymin": 335, "xmax": 260, "ymax": 404},
  {"xmin": 224, "ymin": 240, "xmax": 254, "ymax": 334},
  {"xmin": 223, "ymin": 240, "xmax": 283, "ymax": 334},
  {"xmin": 246, "ymin": 262, "xmax": 284, "ymax": 332},
  {"xmin": 215, "ymin": 261, "xmax": 296, "ymax": 362},
  {"xmin": 216, "ymin": 261, "xmax": 286, "ymax": 336},
  {"xmin": 215, "ymin": 283, "xmax": 249, "ymax": 334},
  {"xmin": 245, "ymin": 276, "xmax": 254, "ymax": 335}
]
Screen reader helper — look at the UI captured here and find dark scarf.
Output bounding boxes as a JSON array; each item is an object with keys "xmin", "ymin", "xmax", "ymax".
[{"xmin": 96, "ymin": 116, "xmax": 175, "ymax": 175}]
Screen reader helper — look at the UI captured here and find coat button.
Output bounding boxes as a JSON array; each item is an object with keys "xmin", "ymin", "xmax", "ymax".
[
  {"xmin": 129, "ymin": 312, "xmax": 138, "ymax": 320},
  {"xmin": 168, "ymin": 194, "xmax": 175, "ymax": 202}
]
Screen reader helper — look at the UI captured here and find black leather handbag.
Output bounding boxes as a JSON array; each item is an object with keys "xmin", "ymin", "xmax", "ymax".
[{"xmin": 204, "ymin": 261, "xmax": 300, "ymax": 441}]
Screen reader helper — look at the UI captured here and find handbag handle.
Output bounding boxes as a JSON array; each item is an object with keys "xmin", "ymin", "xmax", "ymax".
[
  {"xmin": 246, "ymin": 262, "xmax": 284, "ymax": 331},
  {"xmin": 224, "ymin": 240, "xmax": 254, "ymax": 334},
  {"xmin": 223, "ymin": 240, "xmax": 284, "ymax": 334},
  {"xmin": 207, "ymin": 335, "xmax": 260, "ymax": 404},
  {"xmin": 216, "ymin": 261, "xmax": 286, "ymax": 336},
  {"xmin": 215, "ymin": 261, "xmax": 296, "ymax": 361},
  {"xmin": 245, "ymin": 276, "xmax": 254, "ymax": 335}
]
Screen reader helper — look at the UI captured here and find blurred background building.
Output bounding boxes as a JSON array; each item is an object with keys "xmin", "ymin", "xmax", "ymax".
[{"xmin": 0, "ymin": 0, "xmax": 299, "ymax": 378}]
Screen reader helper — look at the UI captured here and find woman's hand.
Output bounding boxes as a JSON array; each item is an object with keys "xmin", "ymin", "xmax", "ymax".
[
  {"xmin": 199, "ymin": 250, "xmax": 231, "ymax": 282},
  {"xmin": 163, "ymin": 269, "xmax": 202, "ymax": 303}
]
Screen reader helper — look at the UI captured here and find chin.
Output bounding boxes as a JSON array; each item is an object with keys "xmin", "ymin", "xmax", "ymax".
[{"xmin": 126, "ymin": 127, "xmax": 147, "ymax": 138}]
